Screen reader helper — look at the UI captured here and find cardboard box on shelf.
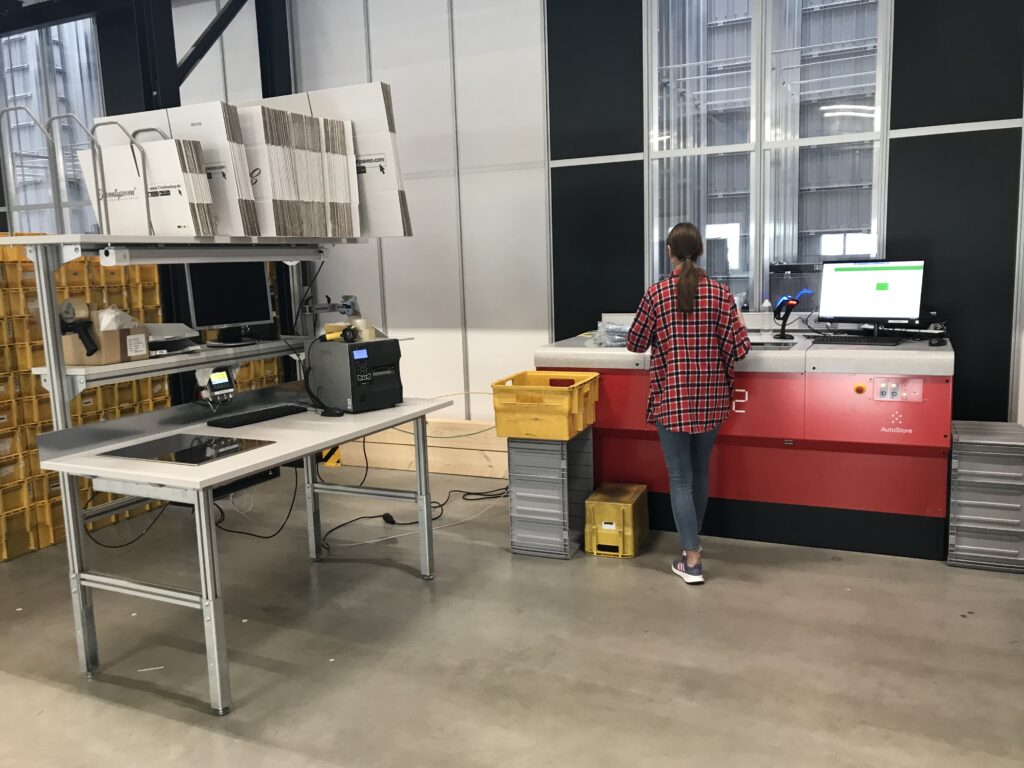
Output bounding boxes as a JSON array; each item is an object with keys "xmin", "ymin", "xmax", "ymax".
[{"xmin": 62, "ymin": 314, "xmax": 149, "ymax": 366}]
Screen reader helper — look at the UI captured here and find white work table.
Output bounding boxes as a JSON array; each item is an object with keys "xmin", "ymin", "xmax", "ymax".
[
  {"xmin": 38, "ymin": 387, "xmax": 452, "ymax": 716},
  {"xmin": 42, "ymin": 397, "xmax": 448, "ymax": 490}
]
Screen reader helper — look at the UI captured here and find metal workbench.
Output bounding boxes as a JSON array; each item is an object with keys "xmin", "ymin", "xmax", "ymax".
[
  {"xmin": 38, "ymin": 387, "xmax": 450, "ymax": 714},
  {"xmin": 0, "ymin": 232, "xmax": 431, "ymax": 715}
]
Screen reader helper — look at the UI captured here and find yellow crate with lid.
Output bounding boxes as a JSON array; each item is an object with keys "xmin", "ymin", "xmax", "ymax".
[
  {"xmin": 492, "ymin": 370, "xmax": 599, "ymax": 441},
  {"xmin": 584, "ymin": 483, "xmax": 649, "ymax": 559}
]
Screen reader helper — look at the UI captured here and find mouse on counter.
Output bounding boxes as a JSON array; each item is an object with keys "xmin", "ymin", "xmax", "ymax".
[
  {"xmin": 929, "ymin": 337, "xmax": 947, "ymax": 347},
  {"xmin": 320, "ymin": 407, "xmax": 346, "ymax": 417}
]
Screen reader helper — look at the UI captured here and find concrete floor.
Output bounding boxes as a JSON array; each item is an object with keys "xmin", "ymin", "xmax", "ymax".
[{"xmin": 0, "ymin": 466, "xmax": 1022, "ymax": 768}]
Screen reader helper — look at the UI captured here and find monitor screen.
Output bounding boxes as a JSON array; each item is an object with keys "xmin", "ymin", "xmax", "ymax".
[
  {"xmin": 187, "ymin": 262, "xmax": 274, "ymax": 330},
  {"xmin": 817, "ymin": 260, "xmax": 925, "ymax": 322}
]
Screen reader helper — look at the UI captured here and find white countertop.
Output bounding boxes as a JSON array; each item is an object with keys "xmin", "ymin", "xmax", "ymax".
[
  {"xmin": 535, "ymin": 331, "xmax": 954, "ymax": 377},
  {"xmin": 41, "ymin": 397, "xmax": 452, "ymax": 491}
]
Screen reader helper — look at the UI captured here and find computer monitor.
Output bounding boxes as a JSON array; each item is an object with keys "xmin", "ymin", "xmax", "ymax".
[
  {"xmin": 186, "ymin": 262, "xmax": 275, "ymax": 341},
  {"xmin": 817, "ymin": 259, "xmax": 925, "ymax": 325}
]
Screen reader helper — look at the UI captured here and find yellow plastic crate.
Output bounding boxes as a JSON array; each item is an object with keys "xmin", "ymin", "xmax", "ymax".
[
  {"xmin": 585, "ymin": 483, "xmax": 649, "ymax": 559},
  {"xmin": 0, "ymin": 427, "xmax": 24, "ymax": 459},
  {"xmin": 35, "ymin": 499, "xmax": 65, "ymax": 548},
  {"xmin": 0, "ymin": 508, "xmax": 36, "ymax": 561},
  {"xmin": 0, "ymin": 372, "xmax": 15, "ymax": 402},
  {"xmin": 492, "ymin": 370, "xmax": 599, "ymax": 441},
  {"xmin": 0, "ymin": 399, "xmax": 19, "ymax": 430}
]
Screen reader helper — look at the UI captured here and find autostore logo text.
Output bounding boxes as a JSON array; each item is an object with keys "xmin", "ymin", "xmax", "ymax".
[{"xmin": 881, "ymin": 426, "xmax": 913, "ymax": 434}]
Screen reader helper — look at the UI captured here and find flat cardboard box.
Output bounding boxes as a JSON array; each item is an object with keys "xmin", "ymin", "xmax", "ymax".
[{"xmin": 63, "ymin": 326, "xmax": 149, "ymax": 366}]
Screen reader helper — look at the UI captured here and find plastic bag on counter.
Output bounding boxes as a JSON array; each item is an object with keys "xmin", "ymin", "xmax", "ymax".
[
  {"xmin": 590, "ymin": 321, "xmax": 630, "ymax": 348},
  {"xmin": 96, "ymin": 305, "xmax": 141, "ymax": 331}
]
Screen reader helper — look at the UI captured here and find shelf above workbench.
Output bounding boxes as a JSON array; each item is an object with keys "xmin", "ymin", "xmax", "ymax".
[
  {"xmin": 0, "ymin": 234, "xmax": 364, "ymax": 267},
  {"xmin": 32, "ymin": 337, "xmax": 309, "ymax": 395}
]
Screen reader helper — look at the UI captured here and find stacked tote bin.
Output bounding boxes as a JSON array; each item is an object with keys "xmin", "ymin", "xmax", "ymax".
[
  {"xmin": 949, "ymin": 421, "xmax": 1024, "ymax": 573},
  {"xmin": 0, "ymin": 240, "xmax": 168, "ymax": 560},
  {"xmin": 507, "ymin": 429, "xmax": 593, "ymax": 559}
]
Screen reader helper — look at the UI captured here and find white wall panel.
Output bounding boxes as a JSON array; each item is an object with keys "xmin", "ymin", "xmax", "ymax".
[
  {"xmin": 368, "ymin": 0, "xmax": 456, "ymax": 176},
  {"xmin": 314, "ymin": 242, "xmax": 384, "ymax": 331},
  {"xmin": 451, "ymin": 0, "xmax": 547, "ymax": 170},
  {"xmin": 289, "ymin": 0, "xmax": 552, "ymax": 423},
  {"xmin": 173, "ymin": 0, "xmax": 226, "ymax": 104},
  {"xmin": 467, "ymin": 330, "xmax": 550, "ymax": 420},
  {"xmin": 454, "ymin": 0, "xmax": 549, "ymax": 420},
  {"xmin": 221, "ymin": 1, "xmax": 263, "ymax": 103},
  {"xmin": 461, "ymin": 168, "xmax": 550, "ymax": 419},
  {"xmin": 382, "ymin": 175, "xmax": 464, "ymax": 418},
  {"xmin": 291, "ymin": 0, "xmax": 369, "ymax": 90}
]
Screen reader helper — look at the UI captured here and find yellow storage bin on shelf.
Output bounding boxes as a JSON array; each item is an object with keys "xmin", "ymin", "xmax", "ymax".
[
  {"xmin": 585, "ymin": 483, "xmax": 649, "ymax": 558},
  {"xmin": 492, "ymin": 370, "xmax": 599, "ymax": 441}
]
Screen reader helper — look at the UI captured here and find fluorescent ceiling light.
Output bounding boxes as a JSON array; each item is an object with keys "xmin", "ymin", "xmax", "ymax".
[
  {"xmin": 822, "ymin": 111, "xmax": 876, "ymax": 119},
  {"xmin": 706, "ymin": 222, "xmax": 742, "ymax": 270},
  {"xmin": 819, "ymin": 104, "xmax": 875, "ymax": 112},
  {"xmin": 820, "ymin": 233, "xmax": 845, "ymax": 257}
]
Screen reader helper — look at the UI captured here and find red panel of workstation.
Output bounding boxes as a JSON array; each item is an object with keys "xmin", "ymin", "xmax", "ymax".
[{"xmin": 553, "ymin": 366, "xmax": 953, "ymax": 520}]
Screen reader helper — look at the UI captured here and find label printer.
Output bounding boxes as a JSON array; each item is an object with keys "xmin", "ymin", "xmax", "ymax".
[{"xmin": 305, "ymin": 337, "xmax": 403, "ymax": 414}]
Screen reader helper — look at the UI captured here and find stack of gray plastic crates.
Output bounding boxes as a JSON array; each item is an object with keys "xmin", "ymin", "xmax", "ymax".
[
  {"xmin": 949, "ymin": 421, "xmax": 1024, "ymax": 573},
  {"xmin": 507, "ymin": 428, "xmax": 593, "ymax": 559}
]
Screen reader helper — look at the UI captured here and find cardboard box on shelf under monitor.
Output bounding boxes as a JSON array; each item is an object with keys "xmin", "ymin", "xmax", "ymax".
[{"xmin": 62, "ymin": 316, "xmax": 149, "ymax": 366}]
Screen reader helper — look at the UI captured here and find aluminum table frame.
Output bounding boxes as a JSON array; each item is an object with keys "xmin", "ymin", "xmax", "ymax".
[
  {"xmin": 52, "ymin": 416, "xmax": 434, "ymax": 716},
  {"xmin": 21, "ymin": 237, "xmax": 437, "ymax": 715}
]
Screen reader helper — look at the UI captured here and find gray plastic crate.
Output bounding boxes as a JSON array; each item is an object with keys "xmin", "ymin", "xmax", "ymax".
[
  {"xmin": 508, "ymin": 429, "xmax": 593, "ymax": 559},
  {"xmin": 949, "ymin": 421, "xmax": 1024, "ymax": 573}
]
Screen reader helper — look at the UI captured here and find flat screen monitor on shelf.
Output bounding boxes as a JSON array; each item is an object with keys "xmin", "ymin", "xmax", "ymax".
[{"xmin": 186, "ymin": 262, "xmax": 276, "ymax": 345}]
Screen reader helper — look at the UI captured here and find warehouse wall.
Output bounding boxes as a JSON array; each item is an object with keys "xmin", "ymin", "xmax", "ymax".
[
  {"xmin": 172, "ymin": 0, "xmax": 264, "ymax": 105},
  {"xmin": 544, "ymin": 0, "xmax": 1024, "ymax": 424},
  {"xmin": 886, "ymin": 0, "xmax": 1024, "ymax": 423},
  {"xmin": 290, "ymin": 0, "xmax": 551, "ymax": 420}
]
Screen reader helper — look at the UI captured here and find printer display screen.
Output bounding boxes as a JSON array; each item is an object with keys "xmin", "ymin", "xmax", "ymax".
[{"xmin": 352, "ymin": 349, "xmax": 369, "ymax": 360}]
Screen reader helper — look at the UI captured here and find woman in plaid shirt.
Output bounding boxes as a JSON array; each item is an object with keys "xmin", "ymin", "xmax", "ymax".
[{"xmin": 627, "ymin": 223, "xmax": 751, "ymax": 584}]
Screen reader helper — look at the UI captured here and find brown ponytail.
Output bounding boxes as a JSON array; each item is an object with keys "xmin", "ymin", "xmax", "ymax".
[{"xmin": 667, "ymin": 222, "xmax": 705, "ymax": 313}]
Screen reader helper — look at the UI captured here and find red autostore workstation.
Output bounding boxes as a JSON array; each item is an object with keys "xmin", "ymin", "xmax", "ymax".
[{"xmin": 536, "ymin": 315, "xmax": 955, "ymax": 559}]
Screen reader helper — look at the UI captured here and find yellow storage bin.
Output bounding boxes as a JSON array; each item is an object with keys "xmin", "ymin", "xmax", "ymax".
[
  {"xmin": 0, "ymin": 508, "xmax": 36, "ymax": 561},
  {"xmin": 492, "ymin": 370, "xmax": 599, "ymax": 441},
  {"xmin": 585, "ymin": 483, "xmax": 649, "ymax": 558}
]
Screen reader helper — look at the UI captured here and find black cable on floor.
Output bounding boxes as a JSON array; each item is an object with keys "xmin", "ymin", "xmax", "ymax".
[
  {"xmin": 215, "ymin": 467, "xmax": 299, "ymax": 540},
  {"xmin": 321, "ymin": 514, "xmax": 388, "ymax": 552},
  {"xmin": 384, "ymin": 486, "xmax": 508, "ymax": 525},
  {"xmin": 325, "ymin": 486, "xmax": 509, "ymax": 544}
]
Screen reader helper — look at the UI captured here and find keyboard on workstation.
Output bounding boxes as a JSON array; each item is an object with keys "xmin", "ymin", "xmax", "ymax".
[
  {"xmin": 812, "ymin": 335, "xmax": 901, "ymax": 346},
  {"xmin": 207, "ymin": 403, "xmax": 308, "ymax": 428}
]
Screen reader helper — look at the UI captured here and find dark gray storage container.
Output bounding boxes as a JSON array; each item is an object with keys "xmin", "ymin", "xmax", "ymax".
[
  {"xmin": 507, "ymin": 428, "xmax": 593, "ymax": 559},
  {"xmin": 949, "ymin": 421, "xmax": 1024, "ymax": 573}
]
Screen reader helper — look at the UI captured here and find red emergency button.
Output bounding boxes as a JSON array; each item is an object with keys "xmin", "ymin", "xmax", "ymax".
[{"xmin": 854, "ymin": 384, "xmax": 866, "ymax": 394}]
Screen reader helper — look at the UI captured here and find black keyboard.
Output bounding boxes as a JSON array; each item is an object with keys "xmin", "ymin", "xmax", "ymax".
[
  {"xmin": 208, "ymin": 403, "xmax": 307, "ymax": 428},
  {"xmin": 812, "ymin": 335, "xmax": 901, "ymax": 346}
]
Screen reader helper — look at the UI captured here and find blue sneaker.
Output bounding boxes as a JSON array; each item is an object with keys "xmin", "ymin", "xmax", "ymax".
[{"xmin": 672, "ymin": 556, "xmax": 705, "ymax": 585}]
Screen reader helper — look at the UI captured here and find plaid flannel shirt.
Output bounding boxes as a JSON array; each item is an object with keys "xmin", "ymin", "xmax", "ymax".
[{"xmin": 627, "ymin": 274, "xmax": 751, "ymax": 433}]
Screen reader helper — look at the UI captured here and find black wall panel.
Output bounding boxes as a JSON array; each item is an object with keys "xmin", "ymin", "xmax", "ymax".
[
  {"xmin": 551, "ymin": 161, "xmax": 645, "ymax": 340},
  {"xmin": 891, "ymin": 0, "xmax": 1024, "ymax": 129},
  {"xmin": 546, "ymin": 0, "xmax": 643, "ymax": 160},
  {"xmin": 886, "ymin": 129, "xmax": 1022, "ymax": 422}
]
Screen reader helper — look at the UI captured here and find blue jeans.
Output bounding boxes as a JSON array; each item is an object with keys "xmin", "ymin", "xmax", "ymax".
[{"xmin": 656, "ymin": 423, "xmax": 720, "ymax": 552}]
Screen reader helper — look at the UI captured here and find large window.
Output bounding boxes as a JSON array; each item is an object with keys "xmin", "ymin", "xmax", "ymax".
[
  {"xmin": 0, "ymin": 18, "xmax": 104, "ymax": 234},
  {"xmin": 651, "ymin": 0, "xmax": 885, "ymax": 309},
  {"xmin": 652, "ymin": 0, "xmax": 755, "ymax": 305}
]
